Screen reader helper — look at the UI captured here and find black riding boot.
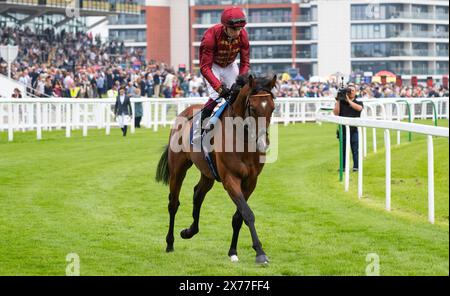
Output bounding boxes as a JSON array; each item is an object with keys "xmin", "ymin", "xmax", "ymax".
[{"xmin": 200, "ymin": 108, "xmax": 214, "ymax": 135}]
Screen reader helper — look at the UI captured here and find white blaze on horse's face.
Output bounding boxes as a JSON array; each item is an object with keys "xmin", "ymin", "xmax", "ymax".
[
  {"xmin": 249, "ymin": 94, "xmax": 274, "ymax": 115},
  {"xmin": 261, "ymin": 100, "xmax": 268, "ymax": 110}
]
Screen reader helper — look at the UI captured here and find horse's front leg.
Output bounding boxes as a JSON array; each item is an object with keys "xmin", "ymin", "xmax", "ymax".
[
  {"xmin": 223, "ymin": 175, "xmax": 269, "ymax": 264},
  {"xmin": 228, "ymin": 177, "xmax": 257, "ymax": 262},
  {"xmin": 228, "ymin": 209, "xmax": 243, "ymax": 262}
]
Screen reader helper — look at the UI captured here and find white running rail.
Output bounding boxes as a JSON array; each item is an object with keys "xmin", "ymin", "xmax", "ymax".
[
  {"xmin": 316, "ymin": 113, "xmax": 449, "ymax": 224},
  {"xmin": 0, "ymin": 97, "xmax": 448, "ymax": 141}
]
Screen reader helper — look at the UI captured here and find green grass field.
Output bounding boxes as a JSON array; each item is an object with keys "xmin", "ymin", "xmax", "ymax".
[{"xmin": 0, "ymin": 120, "xmax": 448, "ymax": 275}]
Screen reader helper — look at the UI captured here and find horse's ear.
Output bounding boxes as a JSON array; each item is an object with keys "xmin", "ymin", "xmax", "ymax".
[
  {"xmin": 249, "ymin": 75, "xmax": 256, "ymax": 89},
  {"xmin": 269, "ymin": 75, "xmax": 277, "ymax": 90}
]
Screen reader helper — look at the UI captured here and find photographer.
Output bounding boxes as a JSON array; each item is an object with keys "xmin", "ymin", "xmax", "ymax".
[{"xmin": 333, "ymin": 85, "xmax": 363, "ymax": 172}]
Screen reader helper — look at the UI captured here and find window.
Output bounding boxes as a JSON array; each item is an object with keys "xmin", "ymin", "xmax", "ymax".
[
  {"xmin": 248, "ymin": 8, "xmax": 291, "ymax": 23},
  {"xmin": 196, "ymin": 10, "xmax": 222, "ymax": 24},
  {"xmin": 436, "ymin": 62, "xmax": 449, "ymax": 74},
  {"xmin": 109, "ymin": 29, "xmax": 147, "ymax": 42},
  {"xmin": 352, "ymin": 61, "xmax": 407, "ymax": 75},
  {"xmin": 251, "ymin": 45, "xmax": 291, "ymax": 59},
  {"xmin": 351, "ymin": 42, "xmax": 403, "ymax": 57},
  {"xmin": 247, "ymin": 27, "xmax": 292, "ymax": 41}
]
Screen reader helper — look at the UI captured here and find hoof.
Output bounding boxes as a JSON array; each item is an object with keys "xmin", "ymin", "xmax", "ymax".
[
  {"xmin": 255, "ymin": 254, "xmax": 269, "ymax": 265},
  {"xmin": 180, "ymin": 228, "xmax": 197, "ymax": 239},
  {"xmin": 166, "ymin": 246, "xmax": 174, "ymax": 253},
  {"xmin": 180, "ymin": 229, "xmax": 191, "ymax": 239},
  {"xmin": 230, "ymin": 255, "xmax": 239, "ymax": 262}
]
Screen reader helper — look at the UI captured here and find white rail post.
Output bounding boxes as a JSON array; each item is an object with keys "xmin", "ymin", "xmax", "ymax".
[
  {"xmin": 20, "ymin": 103, "xmax": 26, "ymax": 132},
  {"xmin": 36, "ymin": 102, "xmax": 42, "ymax": 140},
  {"xmin": 427, "ymin": 135, "xmax": 435, "ymax": 224},
  {"xmin": 13, "ymin": 103, "xmax": 19, "ymax": 133},
  {"xmin": 153, "ymin": 101, "xmax": 159, "ymax": 132},
  {"xmin": 394, "ymin": 102, "xmax": 401, "ymax": 145},
  {"xmin": 445, "ymin": 98, "xmax": 450, "ymax": 119},
  {"xmin": 131, "ymin": 102, "xmax": 136, "ymax": 134},
  {"xmin": 45, "ymin": 103, "xmax": 50, "ymax": 131},
  {"xmin": 83, "ymin": 103, "xmax": 88, "ymax": 137},
  {"xmin": 28, "ymin": 103, "xmax": 34, "ymax": 132},
  {"xmin": 177, "ymin": 101, "xmax": 182, "ymax": 115},
  {"xmin": 0, "ymin": 103, "xmax": 3, "ymax": 132},
  {"xmin": 301, "ymin": 102, "xmax": 306, "ymax": 123},
  {"xmin": 363, "ymin": 127, "xmax": 367, "ymax": 158},
  {"xmin": 373, "ymin": 128, "xmax": 377, "ymax": 153},
  {"xmin": 421, "ymin": 102, "xmax": 426, "ymax": 120},
  {"xmin": 147, "ymin": 101, "xmax": 152, "ymax": 128},
  {"xmin": 106, "ymin": 103, "xmax": 111, "ymax": 136},
  {"xmin": 162, "ymin": 103, "xmax": 167, "ymax": 128},
  {"xmin": 66, "ymin": 103, "xmax": 71, "ymax": 138},
  {"xmin": 379, "ymin": 103, "xmax": 386, "ymax": 120},
  {"xmin": 345, "ymin": 125, "xmax": 350, "ymax": 192},
  {"xmin": 358, "ymin": 127, "xmax": 363, "ymax": 199},
  {"xmin": 42, "ymin": 103, "xmax": 47, "ymax": 131},
  {"xmin": 56, "ymin": 103, "xmax": 61, "ymax": 130},
  {"xmin": 385, "ymin": 129, "xmax": 391, "ymax": 211},
  {"xmin": 96, "ymin": 103, "xmax": 102, "ymax": 129},
  {"xmin": 284, "ymin": 101, "xmax": 289, "ymax": 126},
  {"xmin": 8, "ymin": 103, "xmax": 13, "ymax": 142},
  {"xmin": 75, "ymin": 103, "xmax": 80, "ymax": 129}
]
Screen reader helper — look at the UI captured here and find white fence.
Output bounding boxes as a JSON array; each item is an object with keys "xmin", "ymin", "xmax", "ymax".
[
  {"xmin": 0, "ymin": 97, "xmax": 448, "ymax": 142},
  {"xmin": 316, "ymin": 113, "xmax": 449, "ymax": 224},
  {"xmin": 1, "ymin": 96, "xmax": 448, "ymax": 223}
]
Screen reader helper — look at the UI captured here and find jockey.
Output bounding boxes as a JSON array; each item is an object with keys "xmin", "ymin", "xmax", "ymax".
[{"xmin": 198, "ymin": 6, "xmax": 250, "ymax": 131}]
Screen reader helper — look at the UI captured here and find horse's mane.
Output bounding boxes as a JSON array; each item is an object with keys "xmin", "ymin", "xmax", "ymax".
[
  {"xmin": 235, "ymin": 74, "xmax": 250, "ymax": 87},
  {"xmin": 235, "ymin": 74, "xmax": 275, "ymax": 96}
]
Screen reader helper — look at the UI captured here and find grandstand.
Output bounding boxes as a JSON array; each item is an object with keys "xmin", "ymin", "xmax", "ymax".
[
  {"xmin": 0, "ymin": 0, "xmax": 141, "ymax": 16},
  {"xmin": 0, "ymin": 0, "xmax": 142, "ymax": 97},
  {"xmin": 0, "ymin": 1, "xmax": 141, "ymax": 30}
]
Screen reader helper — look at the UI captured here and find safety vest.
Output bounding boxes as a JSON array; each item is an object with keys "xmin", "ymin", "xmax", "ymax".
[
  {"xmin": 107, "ymin": 89, "xmax": 118, "ymax": 98},
  {"xmin": 70, "ymin": 87, "xmax": 80, "ymax": 98}
]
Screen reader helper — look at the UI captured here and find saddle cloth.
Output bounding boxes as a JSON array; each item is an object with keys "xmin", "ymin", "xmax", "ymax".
[{"xmin": 189, "ymin": 101, "xmax": 230, "ymax": 182}]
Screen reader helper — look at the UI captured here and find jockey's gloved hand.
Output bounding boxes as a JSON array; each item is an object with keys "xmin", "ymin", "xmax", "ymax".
[
  {"xmin": 227, "ymin": 83, "xmax": 241, "ymax": 105},
  {"xmin": 217, "ymin": 84, "xmax": 231, "ymax": 99}
]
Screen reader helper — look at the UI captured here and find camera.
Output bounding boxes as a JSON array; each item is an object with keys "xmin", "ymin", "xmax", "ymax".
[
  {"xmin": 337, "ymin": 86, "xmax": 351, "ymax": 102},
  {"xmin": 336, "ymin": 77, "xmax": 351, "ymax": 103}
]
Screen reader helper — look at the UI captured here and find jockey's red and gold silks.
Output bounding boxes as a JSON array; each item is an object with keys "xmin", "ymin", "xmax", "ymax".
[{"xmin": 199, "ymin": 24, "xmax": 250, "ymax": 91}]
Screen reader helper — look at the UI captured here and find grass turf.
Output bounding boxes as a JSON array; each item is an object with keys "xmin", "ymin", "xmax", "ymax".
[{"xmin": 0, "ymin": 120, "xmax": 448, "ymax": 275}]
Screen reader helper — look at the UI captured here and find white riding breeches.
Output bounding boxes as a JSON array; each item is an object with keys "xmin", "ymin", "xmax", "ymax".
[
  {"xmin": 116, "ymin": 115, "xmax": 131, "ymax": 128},
  {"xmin": 205, "ymin": 62, "xmax": 239, "ymax": 102}
]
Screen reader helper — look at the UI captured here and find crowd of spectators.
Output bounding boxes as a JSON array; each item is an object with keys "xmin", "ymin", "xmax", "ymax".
[
  {"xmin": 0, "ymin": 26, "xmax": 209, "ymax": 99},
  {"xmin": 277, "ymin": 79, "xmax": 449, "ymax": 99},
  {"xmin": 1, "ymin": 26, "xmax": 448, "ymax": 100}
]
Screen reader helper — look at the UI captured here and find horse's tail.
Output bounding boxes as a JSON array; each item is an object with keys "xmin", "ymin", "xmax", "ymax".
[{"xmin": 155, "ymin": 145, "xmax": 170, "ymax": 185}]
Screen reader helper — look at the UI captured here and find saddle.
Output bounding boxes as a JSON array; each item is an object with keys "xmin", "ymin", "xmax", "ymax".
[{"xmin": 189, "ymin": 83, "xmax": 242, "ymax": 182}]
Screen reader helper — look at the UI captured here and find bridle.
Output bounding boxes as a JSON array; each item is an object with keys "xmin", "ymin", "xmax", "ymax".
[
  {"xmin": 242, "ymin": 86, "xmax": 275, "ymax": 149},
  {"xmin": 244, "ymin": 88, "xmax": 275, "ymax": 119}
]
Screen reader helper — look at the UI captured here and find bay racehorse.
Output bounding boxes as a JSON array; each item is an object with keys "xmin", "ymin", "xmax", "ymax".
[{"xmin": 156, "ymin": 74, "xmax": 277, "ymax": 264}]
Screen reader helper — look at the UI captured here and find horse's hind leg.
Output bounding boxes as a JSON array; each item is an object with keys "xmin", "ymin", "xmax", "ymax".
[
  {"xmin": 180, "ymin": 174, "xmax": 214, "ymax": 239},
  {"xmin": 166, "ymin": 158, "xmax": 192, "ymax": 252}
]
